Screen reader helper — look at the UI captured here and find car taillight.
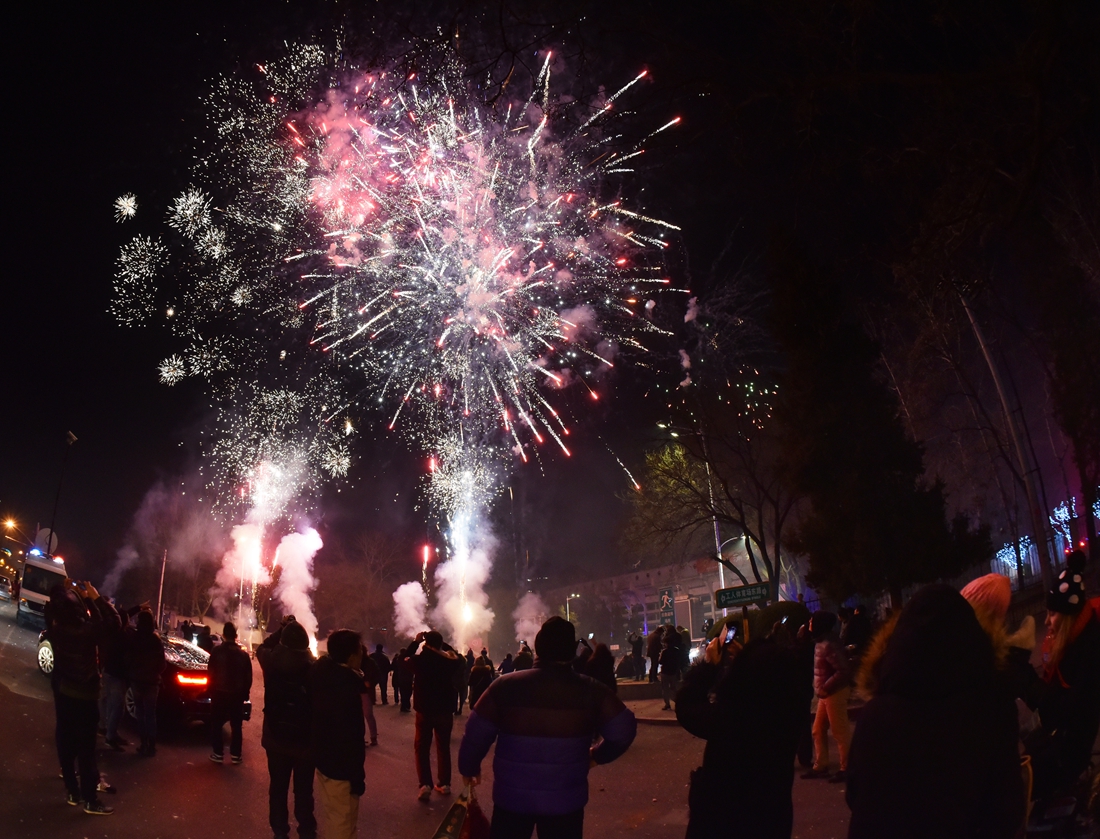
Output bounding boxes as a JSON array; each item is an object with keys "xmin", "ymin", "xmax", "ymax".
[{"xmin": 177, "ymin": 673, "xmax": 209, "ymax": 686}]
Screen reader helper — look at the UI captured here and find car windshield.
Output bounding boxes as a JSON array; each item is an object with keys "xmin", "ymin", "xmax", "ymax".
[
  {"xmin": 22, "ymin": 564, "xmax": 65, "ymax": 596},
  {"xmin": 164, "ymin": 638, "xmax": 209, "ymax": 669}
]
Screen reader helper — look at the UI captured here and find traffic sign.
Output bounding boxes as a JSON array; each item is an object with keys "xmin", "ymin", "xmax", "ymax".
[
  {"xmin": 715, "ymin": 582, "xmax": 770, "ymax": 609},
  {"xmin": 657, "ymin": 587, "xmax": 675, "ymax": 625}
]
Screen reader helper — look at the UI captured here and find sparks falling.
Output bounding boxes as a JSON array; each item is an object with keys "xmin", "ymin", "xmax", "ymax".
[{"xmin": 113, "ymin": 41, "xmax": 679, "ymax": 641}]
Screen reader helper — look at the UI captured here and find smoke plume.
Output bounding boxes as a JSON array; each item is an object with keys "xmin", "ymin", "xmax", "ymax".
[
  {"xmin": 393, "ymin": 581, "xmax": 429, "ymax": 639},
  {"xmin": 512, "ymin": 592, "xmax": 548, "ymax": 646}
]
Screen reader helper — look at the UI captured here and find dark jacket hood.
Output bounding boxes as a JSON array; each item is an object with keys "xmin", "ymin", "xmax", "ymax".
[{"xmin": 872, "ymin": 584, "xmax": 995, "ymax": 701}]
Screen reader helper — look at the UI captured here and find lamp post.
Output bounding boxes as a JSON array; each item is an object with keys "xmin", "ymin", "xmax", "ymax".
[{"xmin": 566, "ymin": 593, "xmax": 581, "ymax": 623}]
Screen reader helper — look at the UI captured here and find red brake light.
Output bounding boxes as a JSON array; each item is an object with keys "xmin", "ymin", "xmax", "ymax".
[{"xmin": 177, "ymin": 673, "xmax": 208, "ymax": 686}]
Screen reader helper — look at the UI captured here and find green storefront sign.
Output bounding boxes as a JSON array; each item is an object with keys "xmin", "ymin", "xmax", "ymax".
[{"xmin": 714, "ymin": 582, "xmax": 770, "ymax": 609}]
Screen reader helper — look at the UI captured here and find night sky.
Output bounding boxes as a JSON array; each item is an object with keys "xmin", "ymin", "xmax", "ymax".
[
  {"xmin": 1, "ymin": 1, "xmax": 700, "ymax": 582},
  {"xmin": 3, "ymin": 1, "xmax": 1095, "ymax": 589}
]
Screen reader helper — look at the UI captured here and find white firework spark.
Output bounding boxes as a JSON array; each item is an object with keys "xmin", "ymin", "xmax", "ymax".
[
  {"xmin": 114, "ymin": 193, "xmax": 138, "ymax": 222},
  {"xmin": 113, "ymin": 42, "xmax": 680, "ymax": 526}
]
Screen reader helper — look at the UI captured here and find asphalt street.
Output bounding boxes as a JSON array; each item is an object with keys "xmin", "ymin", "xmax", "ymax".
[{"xmin": 0, "ymin": 601, "xmax": 850, "ymax": 839}]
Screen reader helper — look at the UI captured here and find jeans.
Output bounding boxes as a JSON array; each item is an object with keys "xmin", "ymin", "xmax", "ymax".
[
  {"xmin": 267, "ymin": 750, "xmax": 316, "ymax": 839},
  {"xmin": 490, "ymin": 806, "xmax": 584, "ymax": 839},
  {"xmin": 376, "ymin": 673, "xmax": 388, "ymax": 704},
  {"xmin": 210, "ymin": 695, "xmax": 245, "ymax": 757},
  {"xmin": 632, "ymin": 654, "xmax": 645, "ymax": 680},
  {"xmin": 414, "ymin": 710, "xmax": 453, "ymax": 787},
  {"xmin": 812, "ymin": 687, "xmax": 851, "ymax": 772},
  {"xmin": 55, "ymin": 690, "xmax": 100, "ymax": 803},
  {"xmin": 317, "ymin": 772, "xmax": 359, "ymax": 839},
  {"xmin": 661, "ymin": 670, "xmax": 681, "ymax": 707},
  {"xmin": 363, "ymin": 697, "xmax": 378, "ymax": 743},
  {"xmin": 101, "ymin": 673, "xmax": 128, "ymax": 742},
  {"xmin": 132, "ymin": 681, "xmax": 160, "ymax": 747}
]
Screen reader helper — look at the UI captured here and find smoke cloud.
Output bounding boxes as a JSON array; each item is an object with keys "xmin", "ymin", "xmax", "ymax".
[
  {"xmin": 392, "ymin": 581, "xmax": 429, "ymax": 639},
  {"xmin": 512, "ymin": 592, "xmax": 548, "ymax": 646},
  {"xmin": 272, "ymin": 528, "xmax": 323, "ymax": 648}
]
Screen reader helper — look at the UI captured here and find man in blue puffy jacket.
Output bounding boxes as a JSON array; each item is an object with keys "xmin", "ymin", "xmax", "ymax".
[{"xmin": 458, "ymin": 616, "xmax": 637, "ymax": 839}]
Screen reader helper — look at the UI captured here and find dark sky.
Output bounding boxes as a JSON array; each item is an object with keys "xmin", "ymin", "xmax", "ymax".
[
  {"xmin": 5, "ymin": 1, "xmax": 1091, "ymax": 587},
  {"xmin": 0, "ymin": 1, "xmax": 703, "ymax": 583}
]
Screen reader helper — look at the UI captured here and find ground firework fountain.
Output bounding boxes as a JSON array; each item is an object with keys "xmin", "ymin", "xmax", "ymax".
[{"xmin": 113, "ymin": 39, "xmax": 679, "ymax": 643}]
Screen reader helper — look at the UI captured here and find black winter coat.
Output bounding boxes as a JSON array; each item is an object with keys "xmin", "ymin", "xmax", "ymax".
[
  {"xmin": 124, "ymin": 628, "xmax": 167, "ymax": 686},
  {"xmin": 413, "ymin": 646, "xmax": 459, "ymax": 714},
  {"xmin": 309, "ymin": 656, "xmax": 365, "ymax": 793},
  {"xmin": 52, "ymin": 595, "xmax": 120, "ymax": 701},
  {"xmin": 677, "ymin": 640, "xmax": 806, "ymax": 839},
  {"xmin": 846, "ymin": 585, "xmax": 1024, "ymax": 839},
  {"xmin": 208, "ymin": 641, "xmax": 252, "ymax": 701},
  {"xmin": 257, "ymin": 631, "xmax": 314, "ymax": 757}
]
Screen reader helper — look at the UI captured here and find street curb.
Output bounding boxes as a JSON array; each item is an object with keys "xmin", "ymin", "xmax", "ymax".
[{"xmin": 635, "ymin": 715, "xmax": 682, "ymax": 727}]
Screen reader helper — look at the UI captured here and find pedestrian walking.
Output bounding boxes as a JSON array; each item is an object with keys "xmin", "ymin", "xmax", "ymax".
[
  {"xmin": 659, "ymin": 628, "xmax": 682, "ymax": 710},
  {"xmin": 646, "ymin": 626, "xmax": 663, "ymax": 683},
  {"xmin": 800, "ymin": 611, "xmax": 852, "ymax": 781},
  {"xmin": 368, "ymin": 644, "xmax": 391, "ymax": 705},
  {"xmin": 47, "ymin": 580, "xmax": 120, "ymax": 815},
  {"xmin": 453, "ymin": 651, "xmax": 470, "ymax": 716},
  {"xmin": 257, "ymin": 618, "xmax": 317, "ymax": 839},
  {"xmin": 196, "ymin": 623, "xmax": 215, "ymax": 653},
  {"xmin": 357, "ymin": 644, "xmax": 380, "ymax": 747},
  {"xmin": 412, "ymin": 630, "xmax": 459, "ymax": 801},
  {"xmin": 585, "ymin": 643, "xmax": 617, "ymax": 693},
  {"xmin": 310, "ymin": 630, "xmax": 366, "ymax": 839},
  {"xmin": 499, "ymin": 653, "xmax": 514, "ymax": 675},
  {"xmin": 100, "ymin": 606, "xmax": 131, "ymax": 752},
  {"xmin": 208, "ymin": 621, "xmax": 252, "ymax": 765},
  {"xmin": 459, "ymin": 617, "xmax": 637, "ymax": 839},
  {"xmin": 468, "ymin": 656, "xmax": 493, "ymax": 708},
  {"xmin": 628, "ymin": 631, "xmax": 645, "ymax": 681},
  {"xmin": 125, "ymin": 609, "xmax": 166, "ymax": 757},
  {"xmin": 1029, "ymin": 551, "xmax": 1100, "ymax": 803},
  {"xmin": 678, "ymin": 635, "xmax": 805, "ymax": 839},
  {"xmin": 513, "ymin": 643, "xmax": 533, "ymax": 671},
  {"xmin": 391, "ymin": 649, "xmax": 405, "ymax": 707},
  {"xmin": 847, "ymin": 584, "xmax": 1024, "ymax": 839},
  {"xmin": 393, "ymin": 648, "xmax": 413, "ymax": 712}
]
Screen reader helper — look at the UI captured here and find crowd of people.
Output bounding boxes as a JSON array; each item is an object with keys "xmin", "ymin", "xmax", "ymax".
[{"xmin": 41, "ymin": 549, "xmax": 1098, "ymax": 838}]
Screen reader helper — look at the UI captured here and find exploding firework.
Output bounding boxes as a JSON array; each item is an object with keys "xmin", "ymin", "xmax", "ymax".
[
  {"xmin": 114, "ymin": 193, "xmax": 138, "ymax": 222},
  {"xmin": 114, "ymin": 40, "xmax": 679, "ymax": 644}
]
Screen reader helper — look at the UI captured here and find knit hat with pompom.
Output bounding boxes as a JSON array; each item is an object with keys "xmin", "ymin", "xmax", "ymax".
[{"xmin": 1047, "ymin": 551, "xmax": 1087, "ymax": 615}]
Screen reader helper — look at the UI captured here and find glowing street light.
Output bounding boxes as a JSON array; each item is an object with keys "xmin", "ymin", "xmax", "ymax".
[{"xmin": 566, "ymin": 592, "xmax": 581, "ymax": 623}]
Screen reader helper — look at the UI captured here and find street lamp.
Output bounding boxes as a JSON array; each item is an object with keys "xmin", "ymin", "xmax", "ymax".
[{"xmin": 566, "ymin": 593, "xmax": 581, "ymax": 623}]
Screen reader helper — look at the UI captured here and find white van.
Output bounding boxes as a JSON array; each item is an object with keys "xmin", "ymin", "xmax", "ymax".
[{"xmin": 16, "ymin": 553, "xmax": 68, "ymax": 629}]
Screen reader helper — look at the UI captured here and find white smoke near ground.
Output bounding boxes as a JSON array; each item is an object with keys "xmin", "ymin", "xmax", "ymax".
[
  {"xmin": 512, "ymin": 592, "xmax": 548, "ymax": 646},
  {"xmin": 272, "ymin": 528, "xmax": 323, "ymax": 653},
  {"xmin": 432, "ymin": 505, "xmax": 496, "ymax": 652},
  {"xmin": 211, "ymin": 521, "xmax": 268, "ymax": 624},
  {"xmin": 393, "ymin": 581, "xmax": 429, "ymax": 639}
]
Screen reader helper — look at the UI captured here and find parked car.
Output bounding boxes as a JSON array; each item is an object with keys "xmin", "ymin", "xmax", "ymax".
[
  {"xmin": 0, "ymin": 576, "xmax": 12, "ymax": 602},
  {"xmin": 36, "ymin": 631, "xmax": 251, "ymax": 725}
]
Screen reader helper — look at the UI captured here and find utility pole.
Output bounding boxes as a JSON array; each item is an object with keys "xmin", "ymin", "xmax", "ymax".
[
  {"xmin": 156, "ymin": 549, "xmax": 168, "ymax": 628},
  {"xmin": 46, "ymin": 431, "xmax": 78, "ymax": 558}
]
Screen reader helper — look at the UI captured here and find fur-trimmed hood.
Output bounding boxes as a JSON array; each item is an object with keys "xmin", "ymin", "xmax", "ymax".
[{"xmin": 858, "ymin": 601, "xmax": 1036, "ymax": 702}]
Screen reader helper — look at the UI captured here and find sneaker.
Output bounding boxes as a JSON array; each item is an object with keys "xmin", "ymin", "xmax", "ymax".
[
  {"xmin": 83, "ymin": 800, "xmax": 115, "ymax": 816},
  {"xmin": 209, "ymin": 753, "xmax": 224, "ymax": 764},
  {"xmin": 828, "ymin": 770, "xmax": 847, "ymax": 784},
  {"xmin": 66, "ymin": 793, "xmax": 83, "ymax": 807},
  {"xmin": 97, "ymin": 777, "xmax": 116, "ymax": 794},
  {"xmin": 231, "ymin": 755, "xmax": 243, "ymax": 765},
  {"xmin": 800, "ymin": 768, "xmax": 830, "ymax": 780},
  {"xmin": 434, "ymin": 785, "xmax": 451, "ymax": 795},
  {"xmin": 417, "ymin": 785, "xmax": 432, "ymax": 802}
]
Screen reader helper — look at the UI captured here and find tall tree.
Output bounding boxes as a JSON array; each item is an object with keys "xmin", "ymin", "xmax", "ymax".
[{"xmin": 771, "ymin": 248, "xmax": 990, "ymax": 607}]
